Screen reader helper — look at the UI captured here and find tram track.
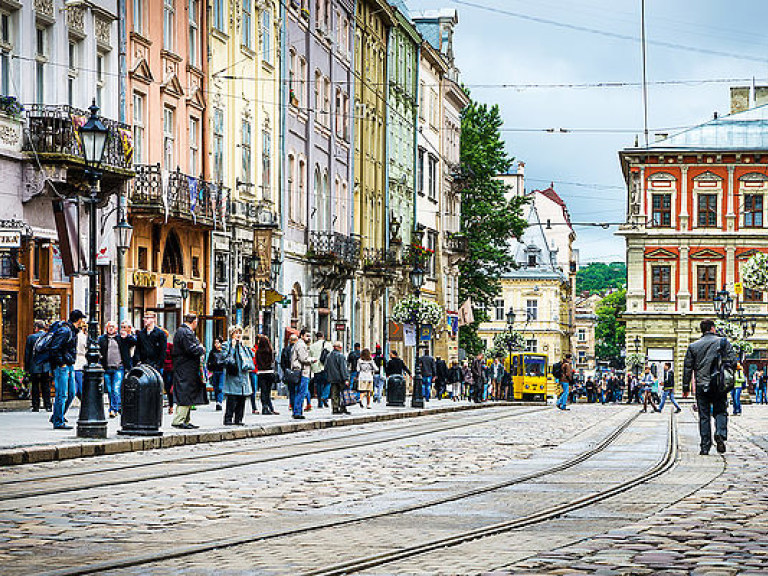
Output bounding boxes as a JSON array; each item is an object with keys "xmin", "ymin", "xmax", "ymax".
[
  {"xmin": 0, "ymin": 406, "xmax": 548, "ymax": 503},
  {"xmin": 35, "ymin": 408, "xmax": 645, "ymax": 576}
]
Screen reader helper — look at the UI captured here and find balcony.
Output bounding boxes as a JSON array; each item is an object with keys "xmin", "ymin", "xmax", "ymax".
[
  {"xmin": 308, "ymin": 231, "xmax": 360, "ymax": 268},
  {"xmin": 363, "ymin": 247, "xmax": 399, "ymax": 277},
  {"xmin": 444, "ymin": 232, "xmax": 468, "ymax": 254},
  {"xmin": 23, "ymin": 104, "xmax": 132, "ymax": 176},
  {"xmin": 129, "ymin": 163, "xmax": 224, "ymax": 229}
]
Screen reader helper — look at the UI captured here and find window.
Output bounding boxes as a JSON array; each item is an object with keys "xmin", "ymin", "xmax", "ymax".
[
  {"xmin": 697, "ymin": 265, "xmax": 717, "ymax": 302},
  {"xmin": 651, "ymin": 265, "xmax": 671, "ymax": 301},
  {"xmin": 427, "ymin": 231, "xmax": 437, "ymax": 276},
  {"xmin": 163, "ymin": 106, "xmax": 175, "ymax": 170},
  {"xmin": 298, "ymin": 57, "xmax": 307, "ymax": 107},
  {"xmin": 96, "ymin": 52, "xmax": 105, "ymax": 109},
  {"xmin": 419, "ymin": 81, "xmax": 425, "ymax": 120},
  {"xmin": 298, "ymin": 158, "xmax": 306, "ymax": 225},
  {"xmin": 137, "ymin": 247, "xmax": 148, "ymax": 270},
  {"xmin": 528, "ymin": 253, "xmax": 537, "ymax": 267},
  {"xmin": 525, "ymin": 339, "xmax": 538, "ymax": 353},
  {"xmin": 578, "ymin": 328, "xmax": 586, "ymax": 342},
  {"xmin": 214, "ymin": 252, "xmax": 227, "ymax": 285},
  {"xmin": 0, "ymin": 11, "xmax": 14, "ymax": 96},
  {"xmin": 697, "ymin": 194, "xmax": 718, "ymax": 227},
  {"xmin": 188, "ymin": 0, "xmax": 199, "ymax": 67},
  {"xmin": 35, "ymin": 26, "xmax": 47, "ymax": 103},
  {"xmin": 430, "ymin": 89, "xmax": 439, "ymax": 129},
  {"xmin": 161, "ymin": 232, "xmax": 184, "ymax": 275},
  {"xmin": 133, "ymin": 0, "xmax": 144, "ymax": 34},
  {"xmin": 744, "ymin": 287, "xmax": 763, "ymax": 303},
  {"xmin": 213, "ymin": 0, "xmax": 224, "ymax": 32},
  {"xmin": 427, "ymin": 154, "xmax": 437, "ymax": 200},
  {"xmin": 191, "ymin": 256, "xmax": 200, "ymax": 278},
  {"xmin": 133, "ymin": 92, "xmax": 145, "ymax": 164},
  {"xmin": 526, "ymin": 299, "xmax": 538, "ymax": 320},
  {"xmin": 213, "ymin": 108, "xmax": 224, "ymax": 182},
  {"xmin": 494, "ymin": 299, "xmax": 504, "ymax": 321},
  {"xmin": 744, "ymin": 194, "xmax": 763, "ymax": 228},
  {"xmin": 67, "ymin": 41, "xmax": 77, "ymax": 106},
  {"xmin": 261, "ymin": 10, "xmax": 272, "ymax": 63},
  {"xmin": 163, "ymin": 0, "xmax": 175, "ymax": 51},
  {"xmin": 314, "ymin": 70, "xmax": 322, "ymax": 121},
  {"xmin": 417, "ymin": 149, "xmax": 425, "ymax": 194},
  {"xmin": 288, "ymin": 154, "xmax": 297, "ymax": 222},
  {"xmin": 262, "ymin": 128, "xmax": 271, "ymax": 199},
  {"xmin": 323, "ymin": 77, "xmax": 331, "ymax": 128},
  {"xmin": 241, "ymin": 119, "xmax": 252, "ymax": 185},
  {"xmin": 651, "ymin": 193, "xmax": 671, "ymax": 227},
  {"xmin": 578, "ymin": 351, "xmax": 586, "ymax": 365},
  {"xmin": 189, "ymin": 117, "xmax": 199, "ymax": 175},
  {"xmin": 242, "ymin": 0, "xmax": 252, "ymax": 49}
]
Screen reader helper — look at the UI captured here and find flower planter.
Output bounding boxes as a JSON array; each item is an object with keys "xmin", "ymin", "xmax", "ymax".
[{"xmin": 0, "ymin": 113, "xmax": 23, "ymax": 153}]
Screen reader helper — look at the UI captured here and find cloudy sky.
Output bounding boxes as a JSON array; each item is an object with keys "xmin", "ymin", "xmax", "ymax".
[{"xmin": 406, "ymin": 0, "xmax": 768, "ymax": 264}]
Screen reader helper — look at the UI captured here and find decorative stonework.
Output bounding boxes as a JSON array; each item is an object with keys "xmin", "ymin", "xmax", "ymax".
[
  {"xmin": 66, "ymin": 6, "xmax": 85, "ymax": 34},
  {"xmin": 34, "ymin": 0, "xmax": 54, "ymax": 19},
  {"xmin": 95, "ymin": 17, "xmax": 111, "ymax": 46},
  {"xmin": 0, "ymin": 114, "xmax": 21, "ymax": 153}
]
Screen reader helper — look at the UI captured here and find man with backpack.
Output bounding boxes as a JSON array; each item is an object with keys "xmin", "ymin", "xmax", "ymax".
[
  {"xmin": 25, "ymin": 320, "xmax": 51, "ymax": 412},
  {"xmin": 554, "ymin": 354, "xmax": 573, "ymax": 410},
  {"xmin": 309, "ymin": 331, "xmax": 332, "ymax": 409},
  {"xmin": 41, "ymin": 310, "xmax": 87, "ymax": 430},
  {"xmin": 683, "ymin": 319, "xmax": 738, "ymax": 455}
]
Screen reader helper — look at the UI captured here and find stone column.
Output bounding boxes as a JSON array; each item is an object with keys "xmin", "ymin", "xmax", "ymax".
[
  {"xmin": 678, "ymin": 245, "xmax": 691, "ymax": 312},
  {"xmin": 726, "ymin": 245, "xmax": 736, "ymax": 288},
  {"xmin": 726, "ymin": 165, "xmax": 736, "ymax": 232},
  {"xmin": 679, "ymin": 166, "xmax": 689, "ymax": 230}
]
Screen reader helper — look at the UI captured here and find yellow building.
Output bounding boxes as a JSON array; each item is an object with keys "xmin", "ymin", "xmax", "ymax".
[{"xmin": 353, "ymin": 0, "xmax": 394, "ymax": 347}]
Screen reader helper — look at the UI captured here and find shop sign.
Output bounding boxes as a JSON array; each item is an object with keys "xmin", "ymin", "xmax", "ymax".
[
  {"xmin": 0, "ymin": 229, "xmax": 21, "ymax": 248},
  {"xmin": 335, "ymin": 322, "xmax": 347, "ymax": 332},
  {"xmin": 388, "ymin": 320, "xmax": 403, "ymax": 342},
  {"xmin": 132, "ymin": 270, "xmax": 158, "ymax": 287}
]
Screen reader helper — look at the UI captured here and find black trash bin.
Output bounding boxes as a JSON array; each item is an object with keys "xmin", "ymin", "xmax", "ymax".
[
  {"xmin": 386, "ymin": 374, "xmax": 406, "ymax": 407},
  {"xmin": 119, "ymin": 365, "xmax": 164, "ymax": 436}
]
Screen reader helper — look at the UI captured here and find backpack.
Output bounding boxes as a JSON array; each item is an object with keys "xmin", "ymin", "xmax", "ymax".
[
  {"xmin": 319, "ymin": 345, "xmax": 330, "ymax": 365},
  {"xmin": 552, "ymin": 361, "xmax": 563, "ymax": 380},
  {"xmin": 33, "ymin": 321, "xmax": 70, "ymax": 367},
  {"xmin": 711, "ymin": 337, "xmax": 736, "ymax": 395}
]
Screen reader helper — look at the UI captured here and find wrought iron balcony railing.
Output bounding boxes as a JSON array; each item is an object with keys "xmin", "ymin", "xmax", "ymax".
[
  {"xmin": 444, "ymin": 233, "xmax": 469, "ymax": 254},
  {"xmin": 129, "ymin": 163, "xmax": 225, "ymax": 228},
  {"xmin": 308, "ymin": 231, "xmax": 360, "ymax": 268},
  {"xmin": 23, "ymin": 104, "xmax": 132, "ymax": 173},
  {"xmin": 363, "ymin": 248, "xmax": 400, "ymax": 274}
]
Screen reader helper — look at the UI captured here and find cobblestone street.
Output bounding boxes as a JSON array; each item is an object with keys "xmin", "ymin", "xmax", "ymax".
[{"xmin": 1, "ymin": 403, "xmax": 767, "ymax": 575}]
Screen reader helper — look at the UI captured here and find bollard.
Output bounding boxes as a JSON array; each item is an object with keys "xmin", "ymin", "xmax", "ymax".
[{"xmin": 118, "ymin": 365, "xmax": 164, "ymax": 436}]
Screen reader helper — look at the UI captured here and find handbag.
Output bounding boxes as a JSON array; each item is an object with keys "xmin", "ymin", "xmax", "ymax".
[
  {"xmin": 224, "ymin": 349, "xmax": 239, "ymax": 376},
  {"xmin": 340, "ymin": 386, "xmax": 357, "ymax": 407},
  {"xmin": 284, "ymin": 368, "xmax": 301, "ymax": 386}
]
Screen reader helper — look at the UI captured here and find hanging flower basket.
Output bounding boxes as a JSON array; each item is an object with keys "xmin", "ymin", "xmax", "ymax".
[
  {"xmin": 0, "ymin": 96, "xmax": 23, "ymax": 119},
  {"xmin": 715, "ymin": 320, "xmax": 754, "ymax": 357},
  {"xmin": 488, "ymin": 331, "xmax": 525, "ymax": 357},
  {"xmin": 742, "ymin": 253, "xmax": 768, "ymax": 292},
  {"xmin": 391, "ymin": 296, "xmax": 443, "ymax": 326},
  {"xmin": 402, "ymin": 243, "xmax": 433, "ymax": 268},
  {"xmin": 625, "ymin": 352, "xmax": 645, "ymax": 370}
]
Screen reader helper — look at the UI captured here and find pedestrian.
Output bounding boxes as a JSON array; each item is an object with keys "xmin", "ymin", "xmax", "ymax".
[
  {"xmin": 757, "ymin": 369, "xmax": 767, "ymax": 404},
  {"xmin": 461, "ymin": 360, "xmax": 473, "ymax": 400},
  {"xmin": 489, "ymin": 358, "xmax": 504, "ymax": 401},
  {"xmin": 585, "ymin": 376, "xmax": 596, "ymax": 403},
  {"xmin": 417, "ymin": 351, "xmax": 437, "ymax": 401},
  {"xmin": 135, "ymin": 311, "xmax": 167, "ymax": 371},
  {"xmin": 640, "ymin": 367, "xmax": 660, "ymax": 413},
  {"xmin": 281, "ymin": 334, "xmax": 298, "ymax": 412},
  {"xmin": 447, "ymin": 360, "xmax": 462, "ymax": 401},
  {"xmin": 732, "ymin": 362, "xmax": 745, "ymax": 416},
  {"xmin": 73, "ymin": 324, "xmax": 88, "ymax": 400},
  {"xmin": 309, "ymin": 331, "xmax": 332, "ymax": 408},
  {"xmin": 248, "ymin": 341, "xmax": 259, "ymax": 415},
  {"xmin": 98, "ymin": 320, "xmax": 136, "ymax": 418},
  {"xmin": 470, "ymin": 352, "xmax": 486, "ymax": 403},
  {"xmin": 325, "ymin": 341, "xmax": 350, "ymax": 414},
  {"xmin": 171, "ymin": 313, "xmax": 208, "ymax": 429},
  {"xmin": 221, "ymin": 325, "xmax": 254, "ymax": 426},
  {"xmin": 290, "ymin": 329, "xmax": 316, "ymax": 420},
  {"xmin": 162, "ymin": 332, "xmax": 174, "ymax": 414},
  {"xmin": 347, "ymin": 342, "xmax": 361, "ymax": 389},
  {"xmin": 657, "ymin": 362, "xmax": 681, "ymax": 413},
  {"xmin": 206, "ymin": 337, "xmax": 226, "ymax": 411},
  {"xmin": 25, "ymin": 320, "xmax": 52, "ymax": 412},
  {"xmin": 255, "ymin": 334, "xmax": 279, "ymax": 415},
  {"xmin": 435, "ymin": 356, "xmax": 448, "ymax": 400},
  {"xmin": 683, "ymin": 319, "xmax": 737, "ymax": 455},
  {"xmin": 357, "ymin": 348, "xmax": 376, "ymax": 409},
  {"xmin": 48, "ymin": 310, "xmax": 87, "ymax": 430},
  {"xmin": 373, "ymin": 345, "xmax": 386, "ymax": 403},
  {"xmin": 555, "ymin": 354, "xmax": 573, "ymax": 410}
]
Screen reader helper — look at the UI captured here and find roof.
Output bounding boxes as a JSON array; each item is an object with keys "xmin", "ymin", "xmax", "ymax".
[
  {"xmin": 503, "ymin": 203, "xmax": 566, "ymax": 281},
  {"xmin": 529, "ymin": 185, "xmax": 573, "ymax": 229}
]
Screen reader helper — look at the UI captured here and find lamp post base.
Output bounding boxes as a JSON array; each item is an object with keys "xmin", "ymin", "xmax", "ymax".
[{"xmin": 77, "ymin": 363, "xmax": 107, "ymax": 439}]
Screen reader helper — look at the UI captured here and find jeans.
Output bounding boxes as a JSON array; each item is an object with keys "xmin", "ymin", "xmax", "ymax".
[
  {"xmin": 163, "ymin": 369, "xmax": 174, "ymax": 407},
  {"xmin": 103, "ymin": 368, "xmax": 124, "ymax": 414},
  {"xmin": 423, "ymin": 376, "xmax": 433, "ymax": 401},
  {"xmin": 210, "ymin": 371, "xmax": 225, "ymax": 404},
  {"xmin": 658, "ymin": 389, "xmax": 680, "ymax": 411},
  {"xmin": 249, "ymin": 372, "xmax": 258, "ymax": 411},
  {"xmin": 696, "ymin": 389, "xmax": 728, "ymax": 452},
  {"xmin": 557, "ymin": 380, "xmax": 569, "ymax": 409},
  {"xmin": 52, "ymin": 366, "xmax": 76, "ymax": 428},
  {"xmin": 349, "ymin": 371, "xmax": 358, "ymax": 390},
  {"xmin": 30, "ymin": 373, "xmax": 52, "ymax": 411},
  {"xmin": 373, "ymin": 374, "xmax": 385, "ymax": 402},
  {"xmin": 731, "ymin": 387, "xmax": 743, "ymax": 415},
  {"xmin": 74, "ymin": 370, "xmax": 84, "ymax": 400},
  {"xmin": 757, "ymin": 386, "xmax": 767, "ymax": 404},
  {"xmin": 294, "ymin": 376, "xmax": 310, "ymax": 416},
  {"xmin": 314, "ymin": 372, "xmax": 329, "ymax": 407}
]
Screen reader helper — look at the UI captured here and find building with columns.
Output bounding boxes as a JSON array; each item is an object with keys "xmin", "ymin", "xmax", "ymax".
[{"xmin": 619, "ymin": 95, "xmax": 768, "ymax": 386}]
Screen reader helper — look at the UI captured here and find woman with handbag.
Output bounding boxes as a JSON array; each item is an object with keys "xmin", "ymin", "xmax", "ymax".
[
  {"xmin": 357, "ymin": 348, "xmax": 376, "ymax": 409},
  {"xmin": 221, "ymin": 325, "xmax": 254, "ymax": 426},
  {"xmin": 256, "ymin": 334, "xmax": 279, "ymax": 415}
]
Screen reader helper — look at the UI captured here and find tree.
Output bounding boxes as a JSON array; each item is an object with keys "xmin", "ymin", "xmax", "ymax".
[
  {"xmin": 595, "ymin": 289, "xmax": 626, "ymax": 367},
  {"xmin": 458, "ymin": 98, "xmax": 528, "ymax": 355},
  {"xmin": 576, "ymin": 262, "xmax": 627, "ymax": 295}
]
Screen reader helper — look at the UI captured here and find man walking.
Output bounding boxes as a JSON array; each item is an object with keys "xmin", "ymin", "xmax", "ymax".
[
  {"xmin": 347, "ymin": 343, "xmax": 361, "ymax": 389},
  {"xmin": 281, "ymin": 334, "xmax": 298, "ymax": 411},
  {"xmin": 683, "ymin": 319, "xmax": 737, "ymax": 455},
  {"xmin": 640, "ymin": 367, "xmax": 660, "ymax": 413},
  {"xmin": 325, "ymin": 341, "xmax": 350, "ymax": 415},
  {"xmin": 291, "ymin": 329, "xmax": 316, "ymax": 419},
  {"xmin": 171, "ymin": 313, "xmax": 207, "ymax": 429},
  {"xmin": 657, "ymin": 362, "xmax": 681, "ymax": 413},
  {"xmin": 98, "ymin": 321, "xmax": 137, "ymax": 418},
  {"xmin": 418, "ymin": 351, "xmax": 437, "ymax": 401},
  {"xmin": 309, "ymin": 331, "xmax": 332, "ymax": 408},
  {"xmin": 470, "ymin": 352, "xmax": 486, "ymax": 403},
  {"xmin": 556, "ymin": 354, "xmax": 573, "ymax": 410},
  {"xmin": 25, "ymin": 320, "xmax": 51, "ymax": 412},
  {"xmin": 135, "ymin": 311, "xmax": 167, "ymax": 371},
  {"xmin": 49, "ymin": 310, "xmax": 87, "ymax": 430}
]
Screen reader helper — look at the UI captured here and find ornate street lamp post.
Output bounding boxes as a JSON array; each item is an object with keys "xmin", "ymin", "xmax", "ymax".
[
  {"xmin": 77, "ymin": 101, "xmax": 110, "ymax": 439},
  {"xmin": 633, "ymin": 335, "xmax": 642, "ymax": 380},
  {"xmin": 250, "ymin": 254, "xmax": 262, "ymax": 335},
  {"xmin": 410, "ymin": 265, "xmax": 425, "ymax": 409},
  {"xmin": 713, "ymin": 286, "xmax": 733, "ymax": 320},
  {"xmin": 506, "ymin": 308, "xmax": 516, "ymax": 401}
]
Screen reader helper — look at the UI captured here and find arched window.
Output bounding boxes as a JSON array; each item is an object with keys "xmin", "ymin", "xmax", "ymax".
[
  {"xmin": 313, "ymin": 165, "xmax": 322, "ymax": 230},
  {"xmin": 322, "ymin": 170, "xmax": 330, "ymax": 230},
  {"xmin": 161, "ymin": 230, "xmax": 184, "ymax": 275}
]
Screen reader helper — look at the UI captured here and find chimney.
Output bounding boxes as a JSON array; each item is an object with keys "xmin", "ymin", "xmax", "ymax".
[
  {"xmin": 517, "ymin": 161, "xmax": 525, "ymax": 176},
  {"xmin": 731, "ymin": 86, "xmax": 750, "ymax": 114},
  {"xmin": 755, "ymin": 86, "xmax": 768, "ymax": 108}
]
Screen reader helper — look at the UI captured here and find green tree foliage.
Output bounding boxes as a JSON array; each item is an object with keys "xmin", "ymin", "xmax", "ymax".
[
  {"xmin": 458, "ymin": 99, "xmax": 528, "ymax": 355},
  {"xmin": 595, "ymin": 289, "xmax": 626, "ymax": 367},
  {"xmin": 576, "ymin": 262, "xmax": 627, "ymax": 295}
]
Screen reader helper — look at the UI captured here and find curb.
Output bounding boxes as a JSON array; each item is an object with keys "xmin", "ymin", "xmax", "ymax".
[{"xmin": 0, "ymin": 401, "xmax": 540, "ymax": 466}]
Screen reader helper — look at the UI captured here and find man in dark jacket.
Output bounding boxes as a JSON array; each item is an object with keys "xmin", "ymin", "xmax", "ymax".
[
  {"xmin": 50, "ymin": 310, "xmax": 87, "ymax": 429},
  {"xmin": 135, "ymin": 311, "xmax": 167, "ymax": 371},
  {"xmin": 658, "ymin": 362, "xmax": 681, "ymax": 413},
  {"xmin": 435, "ymin": 357, "xmax": 449, "ymax": 400},
  {"xmin": 471, "ymin": 352, "xmax": 486, "ymax": 403},
  {"xmin": 281, "ymin": 334, "xmax": 298, "ymax": 410},
  {"xmin": 347, "ymin": 342, "xmax": 361, "ymax": 389},
  {"xmin": 25, "ymin": 320, "xmax": 51, "ymax": 412},
  {"xmin": 683, "ymin": 319, "xmax": 738, "ymax": 455},
  {"xmin": 325, "ymin": 341, "xmax": 350, "ymax": 415},
  {"xmin": 171, "ymin": 313, "xmax": 207, "ymax": 429},
  {"xmin": 417, "ymin": 352, "xmax": 437, "ymax": 401},
  {"xmin": 98, "ymin": 321, "xmax": 137, "ymax": 418}
]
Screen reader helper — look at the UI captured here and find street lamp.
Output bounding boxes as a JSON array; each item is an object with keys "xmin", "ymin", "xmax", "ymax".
[
  {"xmin": 632, "ymin": 335, "xmax": 642, "ymax": 379},
  {"xmin": 77, "ymin": 101, "xmax": 109, "ymax": 439},
  {"xmin": 250, "ymin": 254, "xmax": 262, "ymax": 335},
  {"xmin": 270, "ymin": 251, "xmax": 282, "ymax": 287},
  {"xmin": 713, "ymin": 286, "xmax": 733, "ymax": 320},
  {"xmin": 506, "ymin": 308, "xmax": 516, "ymax": 401},
  {"xmin": 172, "ymin": 277, "xmax": 190, "ymax": 300},
  {"xmin": 410, "ymin": 265, "xmax": 425, "ymax": 409}
]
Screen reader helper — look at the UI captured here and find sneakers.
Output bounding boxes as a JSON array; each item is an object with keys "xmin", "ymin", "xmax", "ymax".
[
  {"xmin": 54, "ymin": 425, "xmax": 73, "ymax": 430},
  {"xmin": 715, "ymin": 435, "xmax": 726, "ymax": 453},
  {"xmin": 700, "ymin": 448, "xmax": 710, "ymax": 455},
  {"xmin": 675, "ymin": 407, "xmax": 682, "ymax": 413},
  {"xmin": 216, "ymin": 404, "xmax": 223, "ymax": 411},
  {"xmin": 293, "ymin": 415, "xmax": 306, "ymax": 420}
]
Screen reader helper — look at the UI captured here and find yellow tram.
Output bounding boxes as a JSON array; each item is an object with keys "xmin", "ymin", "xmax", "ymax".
[{"xmin": 504, "ymin": 353, "xmax": 550, "ymax": 401}]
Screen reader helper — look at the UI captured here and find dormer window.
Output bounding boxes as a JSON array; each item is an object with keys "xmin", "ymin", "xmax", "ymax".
[{"xmin": 528, "ymin": 254, "xmax": 536, "ymax": 267}]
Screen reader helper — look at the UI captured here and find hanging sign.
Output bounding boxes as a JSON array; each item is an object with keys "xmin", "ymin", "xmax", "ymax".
[
  {"xmin": 420, "ymin": 324, "xmax": 433, "ymax": 342},
  {"xmin": 0, "ymin": 229, "xmax": 21, "ymax": 248},
  {"xmin": 388, "ymin": 320, "xmax": 403, "ymax": 342},
  {"xmin": 404, "ymin": 324, "xmax": 416, "ymax": 347}
]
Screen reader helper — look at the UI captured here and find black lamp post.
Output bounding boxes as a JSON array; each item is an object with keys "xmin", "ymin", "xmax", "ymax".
[
  {"xmin": 506, "ymin": 308, "xmax": 516, "ymax": 401},
  {"xmin": 77, "ymin": 101, "xmax": 109, "ymax": 439},
  {"xmin": 270, "ymin": 251, "xmax": 282, "ymax": 288},
  {"xmin": 632, "ymin": 335, "xmax": 642, "ymax": 379},
  {"xmin": 714, "ymin": 286, "xmax": 733, "ymax": 320},
  {"xmin": 410, "ymin": 264, "xmax": 425, "ymax": 409},
  {"xmin": 250, "ymin": 254, "xmax": 262, "ymax": 334}
]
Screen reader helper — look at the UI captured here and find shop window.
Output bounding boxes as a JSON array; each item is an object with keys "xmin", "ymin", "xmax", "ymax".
[
  {"xmin": 33, "ymin": 293, "xmax": 61, "ymax": 325},
  {"xmin": 0, "ymin": 291, "xmax": 18, "ymax": 363},
  {"xmin": 189, "ymin": 291, "xmax": 203, "ymax": 316},
  {"xmin": 51, "ymin": 245, "xmax": 68, "ymax": 283},
  {"xmin": 161, "ymin": 232, "xmax": 184, "ymax": 275},
  {"xmin": 0, "ymin": 252, "xmax": 15, "ymax": 278},
  {"xmin": 138, "ymin": 247, "xmax": 148, "ymax": 270}
]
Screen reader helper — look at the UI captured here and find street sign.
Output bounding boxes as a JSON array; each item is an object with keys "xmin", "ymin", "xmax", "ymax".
[
  {"xmin": 263, "ymin": 288, "xmax": 285, "ymax": 307},
  {"xmin": 281, "ymin": 298, "xmax": 291, "ymax": 308},
  {"xmin": 388, "ymin": 320, "xmax": 403, "ymax": 342},
  {"xmin": 734, "ymin": 282, "xmax": 743, "ymax": 296},
  {"xmin": 0, "ymin": 229, "xmax": 21, "ymax": 249},
  {"xmin": 335, "ymin": 322, "xmax": 347, "ymax": 332},
  {"xmin": 420, "ymin": 324, "xmax": 433, "ymax": 341}
]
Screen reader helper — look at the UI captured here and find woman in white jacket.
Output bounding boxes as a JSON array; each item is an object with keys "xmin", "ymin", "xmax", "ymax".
[{"xmin": 357, "ymin": 348, "xmax": 376, "ymax": 409}]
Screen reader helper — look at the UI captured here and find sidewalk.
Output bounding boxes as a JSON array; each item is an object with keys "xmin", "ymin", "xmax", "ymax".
[{"xmin": 0, "ymin": 397, "xmax": 522, "ymax": 466}]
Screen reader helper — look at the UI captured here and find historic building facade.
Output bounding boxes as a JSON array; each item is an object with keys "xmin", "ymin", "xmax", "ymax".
[
  {"xmin": 620, "ymin": 96, "xmax": 768, "ymax": 387},
  {"xmin": 572, "ymin": 293, "xmax": 601, "ymax": 376}
]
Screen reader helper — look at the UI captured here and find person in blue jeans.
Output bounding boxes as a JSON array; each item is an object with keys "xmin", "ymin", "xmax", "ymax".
[
  {"xmin": 98, "ymin": 321, "xmax": 136, "ymax": 418},
  {"xmin": 556, "ymin": 354, "xmax": 573, "ymax": 411},
  {"xmin": 206, "ymin": 337, "xmax": 226, "ymax": 411},
  {"xmin": 291, "ymin": 330, "xmax": 316, "ymax": 419},
  {"xmin": 757, "ymin": 370, "xmax": 768, "ymax": 404},
  {"xmin": 657, "ymin": 362, "xmax": 681, "ymax": 413},
  {"xmin": 732, "ymin": 364, "xmax": 746, "ymax": 415},
  {"xmin": 49, "ymin": 310, "xmax": 87, "ymax": 430}
]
